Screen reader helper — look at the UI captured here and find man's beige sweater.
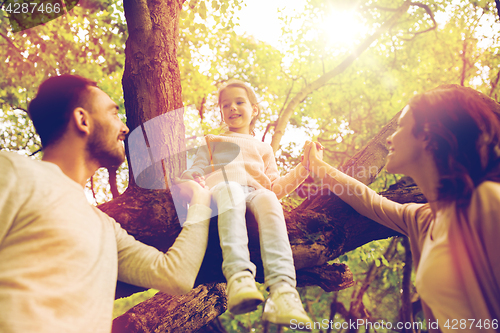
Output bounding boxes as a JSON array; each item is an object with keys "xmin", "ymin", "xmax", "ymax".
[{"xmin": 0, "ymin": 151, "xmax": 211, "ymax": 333}]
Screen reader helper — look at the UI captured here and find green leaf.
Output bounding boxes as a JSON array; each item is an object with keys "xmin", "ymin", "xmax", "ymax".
[{"xmin": 199, "ymin": 1, "xmax": 207, "ymax": 20}]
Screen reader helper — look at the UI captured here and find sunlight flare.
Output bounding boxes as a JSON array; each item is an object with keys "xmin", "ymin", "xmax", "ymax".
[{"xmin": 320, "ymin": 10, "xmax": 367, "ymax": 47}]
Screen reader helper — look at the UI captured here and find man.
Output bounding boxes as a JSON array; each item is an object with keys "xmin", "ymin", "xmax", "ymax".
[{"xmin": 0, "ymin": 75, "xmax": 211, "ymax": 333}]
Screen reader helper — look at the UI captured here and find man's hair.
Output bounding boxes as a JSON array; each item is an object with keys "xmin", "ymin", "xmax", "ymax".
[
  {"xmin": 28, "ymin": 75, "xmax": 97, "ymax": 148},
  {"xmin": 408, "ymin": 84, "xmax": 500, "ymax": 208}
]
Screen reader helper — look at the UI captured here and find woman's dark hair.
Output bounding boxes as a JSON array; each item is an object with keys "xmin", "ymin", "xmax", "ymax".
[
  {"xmin": 408, "ymin": 84, "xmax": 500, "ymax": 208},
  {"xmin": 28, "ymin": 75, "xmax": 97, "ymax": 148}
]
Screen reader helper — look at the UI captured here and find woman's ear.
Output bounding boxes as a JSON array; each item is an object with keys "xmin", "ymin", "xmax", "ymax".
[
  {"xmin": 417, "ymin": 122, "xmax": 431, "ymax": 149},
  {"xmin": 420, "ymin": 132, "xmax": 434, "ymax": 151},
  {"xmin": 72, "ymin": 107, "xmax": 91, "ymax": 136}
]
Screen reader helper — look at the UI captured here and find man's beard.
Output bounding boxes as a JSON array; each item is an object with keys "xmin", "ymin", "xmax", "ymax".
[{"xmin": 86, "ymin": 123, "xmax": 125, "ymax": 169}]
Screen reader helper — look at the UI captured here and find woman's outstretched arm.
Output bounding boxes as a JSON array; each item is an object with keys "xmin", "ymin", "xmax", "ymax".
[{"xmin": 308, "ymin": 143, "xmax": 424, "ymax": 236}]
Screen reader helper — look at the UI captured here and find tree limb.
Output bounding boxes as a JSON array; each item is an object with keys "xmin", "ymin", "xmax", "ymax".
[
  {"xmin": 401, "ymin": 236, "xmax": 415, "ymax": 333},
  {"xmin": 108, "ymin": 166, "xmax": 120, "ymax": 199},
  {"xmin": 112, "ymin": 283, "xmax": 227, "ymax": 333},
  {"xmin": 460, "ymin": 39, "xmax": 469, "ymax": 86},
  {"xmin": 0, "ymin": 31, "xmax": 26, "ymax": 59},
  {"xmin": 399, "ymin": 2, "xmax": 437, "ymax": 41},
  {"xmin": 489, "ymin": 68, "xmax": 500, "ymax": 98}
]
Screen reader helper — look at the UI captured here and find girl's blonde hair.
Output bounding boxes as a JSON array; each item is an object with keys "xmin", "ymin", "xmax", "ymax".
[{"xmin": 217, "ymin": 79, "xmax": 261, "ymax": 136}]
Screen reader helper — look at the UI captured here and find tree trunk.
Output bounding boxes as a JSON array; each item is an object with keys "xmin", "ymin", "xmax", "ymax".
[{"xmin": 122, "ymin": 0, "xmax": 186, "ymax": 186}]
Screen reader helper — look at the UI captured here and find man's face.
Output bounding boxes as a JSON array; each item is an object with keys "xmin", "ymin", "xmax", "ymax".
[{"xmin": 85, "ymin": 87, "xmax": 129, "ymax": 169}]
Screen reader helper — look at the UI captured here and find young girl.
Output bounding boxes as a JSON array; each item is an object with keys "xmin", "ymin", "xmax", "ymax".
[{"xmin": 181, "ymin": 79, "xmax": 315, "ymax": 327}]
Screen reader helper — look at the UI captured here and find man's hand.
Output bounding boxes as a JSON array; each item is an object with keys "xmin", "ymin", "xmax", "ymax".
[
  {"xmin": 174, "ymin": 177, "xmax": 211, "ymax": 207},
  {"xmin": 181, "ymin": 171, "xmax": 207, "ymax": 188}
]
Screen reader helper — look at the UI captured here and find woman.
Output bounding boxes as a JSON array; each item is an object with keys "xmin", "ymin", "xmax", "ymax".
[{"xmin": 307, "ymin": 85, "xmax": 500, "ymax": 332}]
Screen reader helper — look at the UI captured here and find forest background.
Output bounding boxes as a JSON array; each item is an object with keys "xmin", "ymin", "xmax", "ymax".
[{"xmin": 1, "ymin": 0, "xmax": 499, "ymax": 332}]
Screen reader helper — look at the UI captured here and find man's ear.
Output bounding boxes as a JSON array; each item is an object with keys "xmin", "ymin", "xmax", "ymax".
[{"xmin": 72, "ymin": 107, "xmax": 91, "ymax": 136}]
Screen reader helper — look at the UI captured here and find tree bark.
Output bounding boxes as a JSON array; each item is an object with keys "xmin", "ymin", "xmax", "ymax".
[
  {"xmin": 400, "ymin": 236, "xmax": 415, "ymax": 333},
  {"xmin": 122, "ymin": 0, "xmax": 186, "ymax": 186},
  {"xmin": 113, "ymin": 283, "xmax": 227, "ymax": 333}
]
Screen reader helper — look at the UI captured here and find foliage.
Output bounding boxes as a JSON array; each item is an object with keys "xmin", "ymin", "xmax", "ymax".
[
  {"xmin": 1, "ymin": 0, "xmax": 499, "ymax": 331},
  {"xmin": 113, "ymin": 289, "xmax": 159, "ymax": 319},
  {"xmin": 0, "ymin": 0, "xmax": 128, "ymax": 201}
]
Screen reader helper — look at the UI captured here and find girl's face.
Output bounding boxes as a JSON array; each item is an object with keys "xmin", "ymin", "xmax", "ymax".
[
  {"xmin": 386, "ymin": 105, "xmax": 428, "ymax": 175},
  {"xmin": 220, "ymin": 87, "xmax": 258, "ymax": 134}
]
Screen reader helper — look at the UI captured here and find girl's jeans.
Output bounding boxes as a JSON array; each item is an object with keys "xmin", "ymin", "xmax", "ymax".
[{"xmin": 211, "ymin": 181, "xmax": 296, "ymax": 288}]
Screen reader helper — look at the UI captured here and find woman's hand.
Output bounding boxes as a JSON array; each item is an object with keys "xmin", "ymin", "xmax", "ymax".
[
  {"xmin": 301, "ymin": 141, "xmax": 312, "ymax": 170},
  {"xmin": 302, "ymin": 141, "xmax": 324, "ymax": 171},
  {"xmin": 307, "ymin": 142, "xmax": 326, "ymax": 178},
  {"xmin": 309, "ymin": 141, "xmax": 324, "ymax": 163}
]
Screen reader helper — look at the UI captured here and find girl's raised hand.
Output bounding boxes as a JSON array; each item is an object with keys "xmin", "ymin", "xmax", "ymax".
[
  {"xmin": 302, "ymin": 141, "xmax": 324, "ymax": 171},
  {"xmin": 309, "ymin": 141, "xmax": 324, "ymax": 163}
]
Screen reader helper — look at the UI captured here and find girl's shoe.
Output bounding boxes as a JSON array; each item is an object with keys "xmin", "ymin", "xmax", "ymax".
[
  {"xmin": 227, "ymin": 271, "xmax": 264, "ymax": 314},
  {"xmin": 262, "ymin": 284, "xmax": 313, "ymax": 330}
]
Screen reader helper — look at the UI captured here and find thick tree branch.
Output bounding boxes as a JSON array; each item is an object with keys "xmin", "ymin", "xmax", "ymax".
[{"xmin": 113, "ymin": 283, "xmax": 227, "ymax": 333}]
